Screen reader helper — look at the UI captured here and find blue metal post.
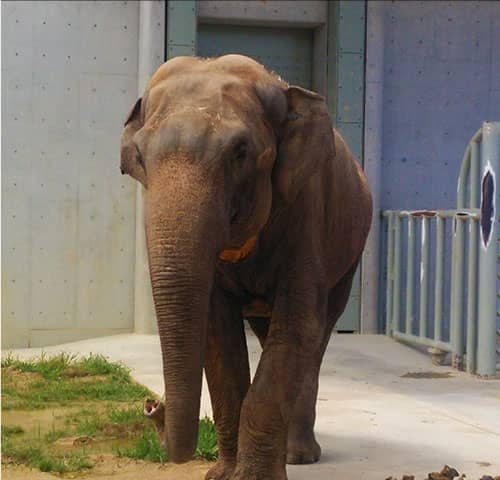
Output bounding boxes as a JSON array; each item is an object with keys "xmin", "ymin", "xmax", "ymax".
[
  {"xmin": 166, "ymin": 1, "xmax": 196, "ymax": 59},
  {"xmin": 450, "ymin": 216, "xmax": 465, "ymax": 370},
  {"xmin": 385, "ymin": 213, "xmax": 395, "ymax": 336},
  {"xmin": 477, "ymin": 122, "xmax": 500, "ymax": 377}
]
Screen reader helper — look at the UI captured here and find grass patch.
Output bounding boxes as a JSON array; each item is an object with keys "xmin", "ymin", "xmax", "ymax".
[
  {"xmin": 44, "ymin": 429, "xmax": 71, "ymax": 443},
  {"xmin": 2, "ymin": 353, "xmax": 75, "ymax": 380},
  {"xmin": 195, "ymin": 416, "xmax": 218, "ymax": 461},
  {"xmin": 116, "ymin": 427, "xmax": 168, "ymax": 463},
  {"xmin": 116, "ymin": 416, "xmax": 218, "ymax": 463},
  {"xmin": 1, "ymin": 425, "xmax": 24, "ymax": 436},
  {"xmin": 108, "ymin": 405, "xmax": 144, "ymax": 424},
  {"xmin": 2, "ymin": 438, "xmax": 92, "ymax": 473},
  {"xmin": 77, "ymin": 354, "xmax": 131, "ymax": 379},
  {"xmin": 75, "ymin": 415, "xmax": 104, "ymax": 436},
  {"xmin": 64, "ymin": 405, "xmax": 145, "ymax": 438},
  {"xmin": 1, "ymin": 353, "xmax": 219, "ymax": 473},
  {"xmin": 2, "ymin": 353, "xmax": 150, "ymax": 410}
]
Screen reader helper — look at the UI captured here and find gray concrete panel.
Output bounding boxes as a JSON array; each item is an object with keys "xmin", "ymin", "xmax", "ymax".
[{"xmin": 1, "ymin": 1, "xmax": 141, "ymax": 347}]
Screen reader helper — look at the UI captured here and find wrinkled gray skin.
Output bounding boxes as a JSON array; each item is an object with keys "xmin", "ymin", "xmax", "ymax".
[{"xmin": 121, "ymin": 55, "xmax": 372, "ymax": 480}]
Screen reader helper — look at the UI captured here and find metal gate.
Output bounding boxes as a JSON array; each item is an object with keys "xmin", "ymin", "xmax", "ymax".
[{"xmin": 383, "ymin": 122, "xmax": 500, "ymax": 377}]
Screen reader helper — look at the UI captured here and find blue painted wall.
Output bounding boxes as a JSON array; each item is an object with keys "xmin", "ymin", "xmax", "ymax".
[{"xmin": 380, "ymin": 1, "xmax": 500, "ymax": 211}]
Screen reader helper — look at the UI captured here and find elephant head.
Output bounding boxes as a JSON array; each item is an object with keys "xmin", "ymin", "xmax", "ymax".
[{"xmin": 120, "ymin": 55, "xmax": 335, "ymax": 463}]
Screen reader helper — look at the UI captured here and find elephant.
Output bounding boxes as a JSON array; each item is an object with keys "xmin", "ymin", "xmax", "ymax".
[{"xmin": 120, "ymin": 54, "xmax": 372, "ymax": 480}]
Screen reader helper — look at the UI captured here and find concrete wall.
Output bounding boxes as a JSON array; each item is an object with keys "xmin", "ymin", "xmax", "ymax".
[
  {"xmin": 378, "ymin": 1, "xmax": 500, "ymax": 211},
  {"xmin": 2, "ymin": 1, "xmax": 144, "ymax": 347},
  {"xmin": 365, "ymin": 1, "xmax": 500, "ymax": 333}
]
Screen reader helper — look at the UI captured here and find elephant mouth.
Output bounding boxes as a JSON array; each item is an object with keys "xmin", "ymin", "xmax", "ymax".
[
  {"xmin": 144, "ymin": 399, "xmax": 166, "ymax": 450},
  {"xmin": 144, "ymin": 399, "xmax": 161, "ymax": 415}
]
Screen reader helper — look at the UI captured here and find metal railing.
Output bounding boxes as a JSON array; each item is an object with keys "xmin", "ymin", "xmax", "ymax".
[{"xmin": 383, "ymin": 122, "xmax": 500, "ymax": 377}]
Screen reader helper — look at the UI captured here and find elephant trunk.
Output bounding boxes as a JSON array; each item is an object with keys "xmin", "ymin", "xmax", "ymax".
[{"xmin": 144, "ymin": 170, "xmax": 219, "ymax": 463}]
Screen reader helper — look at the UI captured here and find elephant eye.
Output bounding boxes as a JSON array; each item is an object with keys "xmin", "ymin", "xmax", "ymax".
[
  {"xmin": 134, "ymin": 143, "xmax": 145, "ymax": 168},
  {"xmin": 233, "ymin": 139, "xmax": 247, "ymax": 162}
]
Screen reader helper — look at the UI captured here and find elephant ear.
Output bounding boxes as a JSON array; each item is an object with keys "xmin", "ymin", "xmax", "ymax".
[
  {"xmin": 120, "ymin": 98, "xmax": 147, "ymax": 187},
  {"xmin": 274, "ymin": 86, "xmax": 335, "ymax": 202},
  {"xmin": 257, "ymin": 83, "xmax": 335, "ymax": 203}
]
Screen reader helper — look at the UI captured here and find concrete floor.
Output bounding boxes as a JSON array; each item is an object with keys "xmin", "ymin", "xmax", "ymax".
[{"xmin": 4, "ymin": 333, "xmax": 500, "ymax": 479}]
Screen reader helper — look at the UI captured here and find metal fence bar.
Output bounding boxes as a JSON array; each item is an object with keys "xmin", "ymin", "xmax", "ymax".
[
  {"xmin": 466, "ymin": 219, "xmax": 478, "ymax": 373},
  {"xmin": 392, "ymin": 216, "xmax": 402, "ymax": 333},
  {"xmin": 385, "ymin": 213, "xmax": 394, "ymax": 336},
  {"xmin": 466, "ymin": 140, "xmax": 480, "ymax": 372},
  {"xmin": 419, "ymin": 216, "xmax": 430, "ymax": 338},
  {"xmin": 477, "ymin": 122, "xmax": 500, "ymax": 377},
  {"xmin": 450, "ymin": 217, "xmax": 466, "ymax": 370},
  {"xmin": 393, "ymin": 209, "xmax": 479, "ymax": 219},
  {"xmin": 434, "ymin": 216, "xmax": 444, "ymax": 342},
  {"xmin": 393, "ymin": 330, "xmax": 453, "ymax": 353},
  {"xmin": 470, "ymin": 141, "xmax": 480, "ymax": 207},
  {"xmin": 405, "ymin": 217, "xmax": 415, "ymax": 334},
  {"xmin": 458, "ymin": 128, "xmax": 482, "ymax": 208}
]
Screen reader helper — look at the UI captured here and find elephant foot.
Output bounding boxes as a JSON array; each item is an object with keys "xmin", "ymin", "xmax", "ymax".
[
  {"xmin": 286, "ymin": 432, "xmax": 321, "ymax": 465},
  {"xmin": 205, "ymin": 459, "xmax": 236, "ymax": 480},
  {"xmin": 230, "ymin": 465, "xmax": 287, "ymax": 480}
]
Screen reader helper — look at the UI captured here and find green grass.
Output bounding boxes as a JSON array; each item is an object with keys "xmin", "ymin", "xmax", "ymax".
[
  {"xmin": 2, "ymin": 353, "xmax": 150, "ymax": 410},
  {"xmin": 1, "ymin": 353, "xmax": 76, "ymax": 380},
  {"xmin": 108, "ymin": 405, "xmax": 144, "ymax": 424},
  {"xmin": 116, "ymin": 416, "xmax": 218, "ymax": 463},
  {"xmin": 1, "ymin": 353, "xmax": 219, "ymax": 473},
  {"xmin": 44, "ymin": 429, "xmax": 71, "ymax": 443},
  {"xmin": 195, "ymin": 416, "xmax": 218, "ymax": 461},
  {"xmin": 2, "ymin": 438, "xmax": 92, "ymax": 473},
  {"xmin": 75, "ymin": 415, "xmax": 103, "ymax": 436},
  {"xmin": 63, "ymin": 405, "xmax": 145, "ymax": 438},
  {"xmin": 1, "ymin": 352, "xmax": 131, "ymax": 380},
  {"xmin": 37, "ymin": 448, "xmax": 93, "ymax": 473},
  {"xmin": 1, "ymin": 425, "xmax": 24, "ymax": 436},
  {"xmin": 116, "ymin": 427, "xmax": 168, "ymax": 463}
]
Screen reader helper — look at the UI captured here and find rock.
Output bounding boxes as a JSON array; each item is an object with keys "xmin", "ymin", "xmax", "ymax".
[
  {"xmin": 441, "ymin": 465, "xmax": 460, "ymax": 478},
  {"xmin": 428, "ymin": 465, "xmax": 460, "ymax": 480},
  {"xmin": 55, "ymin": 435, "xmax": 93, "ymax": 446}
]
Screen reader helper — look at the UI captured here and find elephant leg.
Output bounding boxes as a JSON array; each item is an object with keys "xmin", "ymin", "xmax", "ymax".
[
  {"xmin": 233, "ymin": 276, "xmax": 330, "ymax": 480},
  {"xmin": 205, "ymin": 287, "xmax": 251, "ymax": 480},
  {"xmin": 286, "ymin": 264, "xmax": 357, "ymax": 465},
  {"xmin": 248, "ymin": 315, "xmax": 320, "ymax": 463}
]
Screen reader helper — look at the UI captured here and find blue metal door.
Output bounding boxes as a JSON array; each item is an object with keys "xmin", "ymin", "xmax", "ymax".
[{"xmin": 198, "ymin": 24, "xmax": 313, "ymax": 89}]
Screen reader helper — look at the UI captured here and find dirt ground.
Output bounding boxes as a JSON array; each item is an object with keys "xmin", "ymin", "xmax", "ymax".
[
  {"xmin": 1, "ymin": 355, "xmax": 216, "ymax": 479},
  {"xmin": 2, "ymin": 456, "xmax": 211, "ymax": 480}
]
